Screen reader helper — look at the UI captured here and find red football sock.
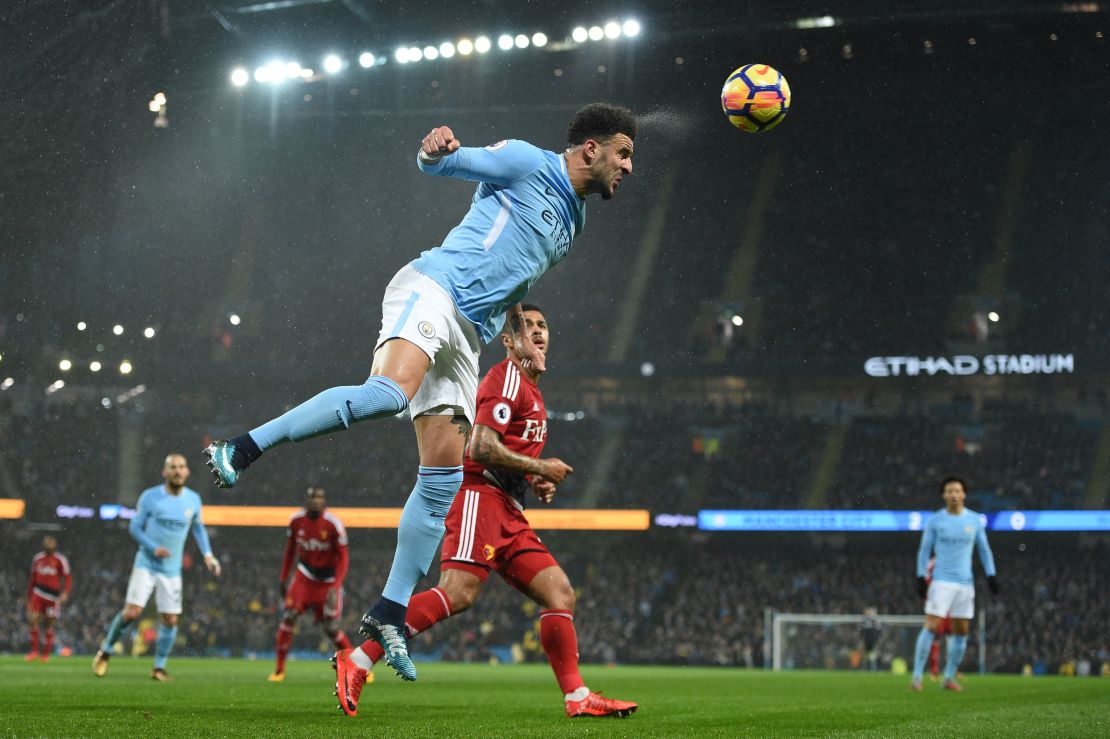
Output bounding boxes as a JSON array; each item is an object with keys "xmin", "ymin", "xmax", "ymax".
[
  {"xmin": 333, "ymin": 630, "xmax": 351, "ymax": 650},
  {"xmin": 928, "ymin": 639, "xmax": 941, "ymax": 676},
  {"xmin": 29, "ymin": 626, "xmax": 40, "ymax": 654},
  {"xmin": 540, "ymin": 609, "xmax": 585, "ymax": 695},
  {"xmin": 44, "ymin": 628, "xmax": 55, "ymax": 656},
  {"xmin": 275, "ymin": 623, "xmax": 294, "ymax": 673},
  {"xmin": 357, "ymin": 587, "xmax": 453, "ymax": 665}
]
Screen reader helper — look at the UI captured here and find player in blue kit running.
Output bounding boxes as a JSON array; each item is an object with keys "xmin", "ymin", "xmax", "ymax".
[
  {"xmin": 911, "ymin": 476, "xmax": 999, "ymax": 692},
  {"xmin": 92, "ymin": 454, "xmax": 221, "ymax": 681},
  {"xmin": 203, "ymin": 103, "xmax": 636, "ymax": 682}
]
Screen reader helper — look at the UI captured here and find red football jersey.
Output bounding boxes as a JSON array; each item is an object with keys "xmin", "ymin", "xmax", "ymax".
[
  {"xmin": 28, "ymin": 551, "xmax": 72, "ymax": 601},
  {"xmin": 280, "ymin": 510, "xmax": 348, "ymax": 583},
  {"xmin": 464, "ymin": 358, "xmax": 548, "ymax": 506}
]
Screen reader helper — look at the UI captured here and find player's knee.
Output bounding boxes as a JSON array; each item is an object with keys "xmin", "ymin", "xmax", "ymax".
[
  {"xmin": 123, "ymin": 606, "xmax": 142, "ymax": 621},
  {"xmin": 281, "ymin": 610, "xmax": 299, "ymax": 625},
  {"xmin": 323, "ymin": 621, "xmax": 341, "ymax": 637},
  {"xmin": 542, "ymin": 582, "xmax": 576, "ymax": 612},
  {"xmin": 161, "ymin": 614, "xmax": 178, "ymax": 627},
  {"xmin": 441, "ymin": 581, "xmax": 479, "ymax": 613}
]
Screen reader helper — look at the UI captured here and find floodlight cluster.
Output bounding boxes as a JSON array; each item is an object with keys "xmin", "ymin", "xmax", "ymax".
[{"xmin": 230, "ymin": 19, "xmax": 641, "ymax": 86}]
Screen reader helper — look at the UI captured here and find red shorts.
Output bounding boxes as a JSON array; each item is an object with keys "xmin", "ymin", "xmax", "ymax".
[
  {"xmin": 28, "ymin": 593, "xmax": 61, "ymax": 619},
  {"xmin": 284, "ymin": 574, "xmax": 343, "ymax": 622},
  {"xmin": 441, "ymin": 485, "xmax": 558, "ymax": 588}
]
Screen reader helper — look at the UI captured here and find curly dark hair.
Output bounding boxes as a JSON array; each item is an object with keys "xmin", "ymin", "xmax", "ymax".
[{"xmin": 566, "ymin": 103, "xmax": 637, "ymax": 145}]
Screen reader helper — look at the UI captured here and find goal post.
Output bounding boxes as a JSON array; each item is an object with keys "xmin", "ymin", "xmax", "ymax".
[{"xmin": 768, "ymin": 611, "xmax": 986, "ymax": 673}]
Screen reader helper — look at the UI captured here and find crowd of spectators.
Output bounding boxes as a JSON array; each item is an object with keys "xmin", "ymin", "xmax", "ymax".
[{"xmin": 2, "ymin": 525, "xmax": 1106, "ymax": 678}]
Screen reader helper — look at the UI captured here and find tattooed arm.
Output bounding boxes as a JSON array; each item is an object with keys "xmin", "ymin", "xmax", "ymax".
[{"xmin": 468, "ymin": 424, "xmax": 572, "ymax": 484}]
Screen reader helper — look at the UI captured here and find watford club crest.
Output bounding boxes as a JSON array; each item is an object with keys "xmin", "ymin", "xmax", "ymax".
[{"xmin": 483, "ymin": 544, "xmax": 496, "ymax": 561}]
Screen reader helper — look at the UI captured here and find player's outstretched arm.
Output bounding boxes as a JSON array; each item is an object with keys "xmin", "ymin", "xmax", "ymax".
[
  {"xmin": 417, "ymin": 133, "xmax": 544, "ymax": 186},
  {"xmin": 469, "ymin": 424, "xmax": 572, "ymax": 484}
]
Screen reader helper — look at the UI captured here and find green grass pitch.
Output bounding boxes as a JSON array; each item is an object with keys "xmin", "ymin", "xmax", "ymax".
[{"xmin": 2, "ymin": 656, "xmax": 1108, "ymax": 737}]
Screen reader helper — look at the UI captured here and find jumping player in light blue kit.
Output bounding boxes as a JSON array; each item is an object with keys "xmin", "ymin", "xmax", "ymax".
[
  {"xmin": 911, "ymin": 476, "xmax": 998, "ymax": 692},
  {"xmin": 92, "ymin": 454, "xmax": 221, "ymax": 681},
  {"xmin": 203, "ymin": 104, "xmax": 637, "ymax": 683}
]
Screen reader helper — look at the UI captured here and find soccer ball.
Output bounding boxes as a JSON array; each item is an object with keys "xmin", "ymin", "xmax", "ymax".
[{"xmin": 721, "ymin": 64, "xmax": 791, "ymax": 133}]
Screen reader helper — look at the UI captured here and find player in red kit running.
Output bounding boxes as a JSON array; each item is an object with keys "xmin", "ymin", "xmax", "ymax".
[
  {"xmin": 332, "ymin": 305, "xmax": 637, "ymax": 718},
  {"xmin": 26, "ymin": 536, "xmax": 71, "ymax": 662},
  {"xmin": 270, "ymin": 487, "xmax": 353, "ymax": 681}
]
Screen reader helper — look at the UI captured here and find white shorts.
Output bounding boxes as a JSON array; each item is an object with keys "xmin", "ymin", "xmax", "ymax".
[
  {"xmin": 376, "ymin": 264, "xmax": 480, "ymax": 423},
  {"xmin": 925, "ymin": 580, "xmax": 975, "ymax": 620},
  {"xmin": 125, "ymin": 567, "xmax": 183, "ymax": 615}
]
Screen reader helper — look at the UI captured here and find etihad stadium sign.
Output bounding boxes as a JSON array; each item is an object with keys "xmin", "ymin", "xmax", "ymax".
[{"xmin": 864, "ymin": 353, "xmax": 1074, "ymax": 377}]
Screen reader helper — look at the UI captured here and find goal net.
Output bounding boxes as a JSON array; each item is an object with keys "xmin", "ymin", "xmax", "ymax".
[{"xmin": 766, "ymin": 611, "xmax": 985, "ymax": 673}]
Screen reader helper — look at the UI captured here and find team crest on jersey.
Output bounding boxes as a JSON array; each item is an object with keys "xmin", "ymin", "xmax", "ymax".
[
  {"xmin": 965, "ymin": 526, "xmax": 974, "ymax": 534},
  {"xmin": 485, "ymin": 140, "xmax": 508, "ymax": 151},
  {"xmin": 483, "ymin": 544, "xmax": 496, "ymax": 561},
  {"xmin": 418, "ymin": 321, "xmax": 436, "ymax": 339},
  {"xmin": 320, "ymin": 530, "xmax": 329, "ymax": 540},
  {"xmin": 492, "ymin": 402, "xmax": 512, "ymax": 424},
  {"xmin": 184, "ymin": 509, "xmax": 194, "ymax": 520}
]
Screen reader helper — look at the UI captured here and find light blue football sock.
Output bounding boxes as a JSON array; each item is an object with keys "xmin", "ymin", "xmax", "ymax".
[
  {"xmin": 380, "ymin": 466, "xmax": 463, "ymax": 610},
  {"xmin": 249, "ymin": 375, "xmax": 408, "ymax": 451},
  {"xmin": 153, "ymin": 624, "xmax": 178, "ymax": 670},
  {"xmin": 912, "ymin": 628, "xmax": 934, "ymax": 680},
  {"xmin": 101, "ymin": 611, "xmax": 134, "ymax": 653},
  {"xmin": 944, "ymin": 634, "xmax": 968, "ymax": 681}
]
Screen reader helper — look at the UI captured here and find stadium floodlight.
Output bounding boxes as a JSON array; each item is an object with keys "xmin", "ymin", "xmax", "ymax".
[
  {"xmin": 0, "ymin": 377, "xmax": 12, "ymax": 390},
  {"xmin": 285, "ymin": 61, "xmax": 302, "ymax": 78},
  {"xmin": 112, "ymin": 324, "xmax": 124, "ymax": 335},
  {"xmin": 423, "ymin": 45, "xmax": 439, "ymax": 60},
  {"xmin": 359, "ymin": 52, "xmax": 375, "ymax": 68},
  {"xmin": 988, "ymin": 311, "xmax": 1000, "ymax": 322},
  {"xmin": 498, "ymin": 34, "xmax": 514, "ymax": 50},
  {"xmin": 143, "ymin": 327, "xmax": 155, "ymax": 338},
  {"xmin": 59, "ymin": 359, "xmax": 72, "ymax": 371},
  {"xmin": 323, "ymin": 54, "xmax": 343, "ymax": 74},
  {"xmin": 622, "ymin": 19, "xmax": 642, "ymax": 37},
  {"xmin": 475, "ymin": 36, "xmax": 492, "ymax": 53},
  {"xmin": 254, "ymin": 66, "xmax": 271, "ymax": 83},
  {"xmin": 265, "ymin": 60, "xmax": 287, "ymax": 82},
  {"xmin": 532, "ymin": 32, "xmax": 548, "ymax": 47},
  {"xmin": 230, "ymin": 68, "xmax": 249, "ymax": 87},
  {"xmin": 408, "ymin": 46, "xmax": 423, "ymax": 62},
  {"xmin": 588, "ymin": 26, "xmax": 604, "ymax": 41},
  {"xmin": 731, "ymin": 315, "xmax": 744, "ymax": 326},
  {"xmin": 572, "ymin": 26, "xmax": 588, "ymax": 43},
  {"xmin": 148, "ymin": 99, "xmax": 161, "ymax": 112},
  {"xmin": 229, "ymin": 313, "xmax": 241, "ymax": 326},
  {"xmin": 514, "ymin": 34, "xmax": 529, "ymax": 49},
  {"xmin": 101, "ymin": 397, "xmax": 111, "ymax": 407},
  {"xmin": 439, "ymin": 42, "xmax": 455, "ymax": 58},
  {"xmin": 457, "ymin": 38, "xmax": 474, "ymax": 55},
  {"xmin": 77, "ymin": 321, "xmax": 87, "ymax": 331},
  {"xmin": 90, "ymin": 361, "xmax": 102, "ymax": 372},
  {"xmin": 154, "ymin": 92, "xmax": 166, "ymax": 105},
  {"xmin": 394, "ymin": 46, "xmax": 410, "ymax": 64},
  {"xmin": 119, "ymin": 360, "xmax": 132, "ymax": 375},
  {"xmin": 604, "ymin": 21, "xmax": 621, "ymax": 39}
]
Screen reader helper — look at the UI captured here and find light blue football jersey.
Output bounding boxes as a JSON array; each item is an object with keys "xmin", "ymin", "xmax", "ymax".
[
  {"xmin": 916, "ymin": 508, "xmax": 996, "ymax": 586},
  {"xmin": 130, "ymin": 485, "xmax": 212, "ymax": 576},
  {"xmin": 410, "ymin": 139, "xmax": 586, "ymax": 344}
]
